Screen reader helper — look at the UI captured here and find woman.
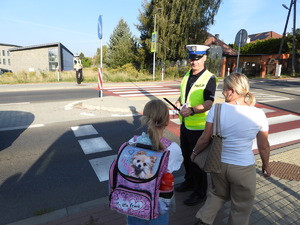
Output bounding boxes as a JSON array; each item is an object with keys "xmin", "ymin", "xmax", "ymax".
[
  {"xmin": 191, "ymin": 73, "xmax": 271, "ymax": 225},
  {"xmin": 127, "ymin": 99, "xmax": 183, "ymax": 225}
]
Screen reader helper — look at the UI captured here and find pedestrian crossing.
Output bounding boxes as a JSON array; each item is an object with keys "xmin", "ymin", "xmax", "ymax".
[
  {"xmin": 71, "ymin": 125, "xmax": 116, "ymax": 182},
  {"xmin": 103, "ymin": 85, "xmax": 293, "ymax": 104},
  {"xmin": 71, "ymin": 105, "xmax": 300, "ymax": 184},
  {"xmin": 103, "ymin": 85, "xmax": 180, "ymax": 97}
]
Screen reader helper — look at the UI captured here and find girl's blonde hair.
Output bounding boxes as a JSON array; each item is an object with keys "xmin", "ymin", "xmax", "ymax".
[
  {"xmin": 140, "ymin": 99, "xmax": 169, "ymax": 150},
  {"xmin": 224, "ymin": 72, "xmax": 256, "ymax": 106}
]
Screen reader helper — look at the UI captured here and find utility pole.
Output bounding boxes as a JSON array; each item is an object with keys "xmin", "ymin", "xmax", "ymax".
[
  {"xmin": 292, "ymin": 0, "xmax": 297, "ymax": 75},
  {"xmin": 278, "ymin": 0, "xmax": 297, "ymax": 75}
]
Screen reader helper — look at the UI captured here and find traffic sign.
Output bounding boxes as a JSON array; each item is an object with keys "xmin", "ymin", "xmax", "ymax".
[
  {"xmin": 151, "ymin": 32, "xmax": 157, "ymax": 52},
  {"xmin": 98, "ymin": 15, "xmax": 103, "ymax": 39},
  {"xmin": 235, "ymin": 29, "xmax": 248, "ymax": 47}
]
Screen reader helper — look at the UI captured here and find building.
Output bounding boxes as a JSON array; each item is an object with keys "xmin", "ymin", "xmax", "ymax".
[
  {"xmin": 0, "ymin": 43, "xmax": 20, "ymax": 74},
  {"xmin": 248, "ymin": 31, "xmax": 282, "ymax": 43},
  {"xmin": 0, "ymin": 42, "xmax": 74, "ymax": 74},
  {"xmin": 204, "ymin": 33, "xmax": 238, "ymax": 56}
]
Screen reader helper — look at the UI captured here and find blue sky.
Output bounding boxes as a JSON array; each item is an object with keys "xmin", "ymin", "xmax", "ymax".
[{"xmin": 1, "ymin": 0, "xmax": 299, "ymax": 57}]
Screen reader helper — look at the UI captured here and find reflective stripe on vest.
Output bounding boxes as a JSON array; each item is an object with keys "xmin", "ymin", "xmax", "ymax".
[{"xmin": 179, "ymin": 70, "xmax": 216, "ymax": 130}]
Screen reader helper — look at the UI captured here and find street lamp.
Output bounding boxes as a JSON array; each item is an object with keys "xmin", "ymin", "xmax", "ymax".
[{"xmin": 152, "ymin": 8, "xmax": 162, "ymax": 81}]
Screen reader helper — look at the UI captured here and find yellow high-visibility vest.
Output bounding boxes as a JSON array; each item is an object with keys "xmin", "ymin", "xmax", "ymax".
[{"xmin": 179, "ymin": 70, "xmax": 217, "ymax": 130}]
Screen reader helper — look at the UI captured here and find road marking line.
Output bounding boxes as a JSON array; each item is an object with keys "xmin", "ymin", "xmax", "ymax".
[
  {"xmin": 0, "ymin": 124, "xmax": 44, "ymax": 131},
  {"xmin": 170, "ymin": 118, "xmax": 180, "ymax": 125},
  {"xmin": 71, "ymin": 125, "xmax": 98, "ymax": 137},
  {"xmin": 0, "ymin": 102, "xmax": 30, "ymax": 106},
  {"xmin": 113, "ymin": 89, "xmax": 177, "ymax": 94},
  {"xmin": 65, "ymin": 101, "xmax": 82, "ymax": 110},
  {"xmin": 253, "ymin": 92, "xmax": 291, "ymax": 103},
  {"xmin": 78, "ymin": 137, "xmax": 112, "ymax": 155},
  {"xmin": 120, "ymin": 91, "xmax": 180, "ymax": 97},
  {"xmin": 261, "ymin": 108, "xmax": 276, "ymax": 113},
  {"xmin": 111, "ymin": 114, "xmax": 140, "ymax": 117},
  {"xmin": 89, "ymin": 155, "xmax": 117, "ymax": 182},
  {"xmin": 80, "ymin": 112, "xmax": 95, "ymax": 117},
  {"xmin": 104, "ymin": 85, "xmax": 163, "ymax": 90},
  {"xmin": 268, "ymin": 114, "xmax": 300, "ymax": 125}
]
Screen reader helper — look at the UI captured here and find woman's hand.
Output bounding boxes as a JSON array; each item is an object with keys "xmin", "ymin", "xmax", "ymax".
[
  {"xmin": 262, "ymin": 164, "xmax": 271, "ymax": 177},
  {"xmin": 190, "ymin": 151, "xmax": 197, "ymax": 162}
]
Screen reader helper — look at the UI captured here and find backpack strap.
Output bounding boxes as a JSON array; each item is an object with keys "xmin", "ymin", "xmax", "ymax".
[
  {"xmin": 133, "ymin": 135, "xmax": 139, "ymax": 141},
  {"xmin": 133, "ymin": 135, "xmax": 172, "ymax": 151},
  {"xmin": 160, "ymin": 137, "xmax": 172, "ymax": 150}
]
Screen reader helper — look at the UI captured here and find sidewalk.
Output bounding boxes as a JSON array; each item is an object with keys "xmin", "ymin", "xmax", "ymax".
[{"xmin": 7, "ymin": 143, "xmax": 300, "ymax": 225}]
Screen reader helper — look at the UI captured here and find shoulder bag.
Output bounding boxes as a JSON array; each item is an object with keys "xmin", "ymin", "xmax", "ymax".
[{"xmin": 194, "ymin": 103, "xmax": 223, "ymax": 173}]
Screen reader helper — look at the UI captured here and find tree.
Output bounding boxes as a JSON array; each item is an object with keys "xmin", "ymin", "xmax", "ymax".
[
  {"xmin": 93, "ymin": 45, "xmax": 108, "ymax": 67},
  {"xmin": 106, "ymin": 18, "xmax": 137, "ymax": 68},
  {"xmin": 78, "ymin": 52, "xmax": 92, "ymax": 68},
  {"xmin": 136, "ymin": 0, "xmax": 222, "ymax": 63}
]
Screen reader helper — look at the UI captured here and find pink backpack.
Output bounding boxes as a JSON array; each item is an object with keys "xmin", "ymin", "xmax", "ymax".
[{"xmin": 109, "ymin": 137, "xmax": 172, "ymax": 220}]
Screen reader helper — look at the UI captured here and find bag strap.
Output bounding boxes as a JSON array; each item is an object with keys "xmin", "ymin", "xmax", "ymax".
[{"xmin": 212, "ymin": 103, "xmax": 222, "ymax": 136}]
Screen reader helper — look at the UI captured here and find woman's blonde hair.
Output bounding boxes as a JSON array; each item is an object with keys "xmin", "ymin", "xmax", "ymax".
[
  {"xmin": 140, "ymin": 99, "xmax": 169, "ymax": 150},
  {"xmin": 224, "ymin": 72, "xmax": 256, "ymax": 106}
]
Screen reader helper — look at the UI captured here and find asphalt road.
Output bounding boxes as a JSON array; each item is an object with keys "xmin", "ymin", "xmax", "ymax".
[{"xmin": 0, "ymin": 82, "xmax": 181, "ymax": 224}]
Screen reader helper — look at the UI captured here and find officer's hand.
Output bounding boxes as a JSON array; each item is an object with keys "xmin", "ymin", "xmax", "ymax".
[{"xmin": 180, "ymin": 107, "xmax": 191, "ymax": 118}]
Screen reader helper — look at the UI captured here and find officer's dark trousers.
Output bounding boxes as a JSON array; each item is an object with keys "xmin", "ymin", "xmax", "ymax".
[
  {"xmin": 76, "ymin": 69, "xmax": 83, "ymax": 84},
  {"xmin": 180, "ymin": 124, "xmax": 208, "ymax": 197}
]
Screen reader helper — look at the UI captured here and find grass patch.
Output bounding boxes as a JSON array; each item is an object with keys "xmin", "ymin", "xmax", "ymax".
[
  {"xmin": 34, "ymin": 208, "xmax": 53, "ymax": 216},
  {"xmin": 0, "ymin": 66, "xmax": 158, "ymax": 84}
]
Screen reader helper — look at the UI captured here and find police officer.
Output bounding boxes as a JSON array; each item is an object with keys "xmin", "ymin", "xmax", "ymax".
[
  {"xmin": 174, "ymin": 45, "xmax": 218, "ymax": 206},
  {"xmin": 74, "ymin": 54, "xmax": 83, "ymax": 84}
]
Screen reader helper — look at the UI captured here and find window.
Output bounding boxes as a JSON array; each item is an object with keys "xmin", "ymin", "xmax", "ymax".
[
  {"xmin": 8, "ymin": 59, "xmax": 11, "ymax": 65},
  {"xmin": 2, "ymin": 50, "xmax": 5, "ymax": 56},
  {"xmin": 48, "ymin": 48, "xmax": 58, "ymax": 71},
  {"xmin": 7, "ymin": 51, "xmax": 10, "ymax": 56},
  {"xmin": 0, "ymin": 59, "xmax": 1, "ymax": 64},
  {"xmin": 3, "ymin": 59, "xmax": 6, "ymax": 65}
]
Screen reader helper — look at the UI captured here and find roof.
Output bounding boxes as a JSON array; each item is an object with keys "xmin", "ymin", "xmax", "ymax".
[
  {"xmin": 9, "ymin": 42, "xmax": 73, "ymax": 55},
  {"xmin": 0, "ymin": 43, "xmax": 21, "ymax": 48},
  {"xmin": 204, "ymin": 33, "xmax": 238, "ymax": 56},
  {"xmin": 248, "ymin": 31, "xmax": 282, "ymax": 43}
]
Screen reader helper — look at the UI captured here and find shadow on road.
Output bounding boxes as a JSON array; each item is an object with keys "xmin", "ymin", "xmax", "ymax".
[{"xmin": 0, "ymin": 111, "xmax": 34, "ymax": 151}]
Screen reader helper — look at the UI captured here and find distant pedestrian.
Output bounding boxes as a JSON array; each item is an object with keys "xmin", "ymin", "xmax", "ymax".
[
  {"xmin": 191, "ymin": 72, "xmax": 271, "ymax": 225},
  {"xmin": 74, "ymin": 54, "xmax": 83, "ymax": 84}
]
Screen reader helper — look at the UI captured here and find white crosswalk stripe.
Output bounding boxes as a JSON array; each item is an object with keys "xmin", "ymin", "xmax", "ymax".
[
  {"xmin": 78, "ymin": 137, "xmax": 112, "ymax": 155},
  {"xmin": 106, "ymin": 85, "xmax": 180, "ymax": 97},
  {"xmin": 252, "ymin": 91, "xmax": 291, "ymax": 103},
  {"xmin": 71, "ymin": 125, "xmax": 98, "ymax": 137},
  {"xmin": 108, "ymin": 86, "xmax": 294, "ymax": 103},
  {"xmin": 172, "ymin": 106, "xmax": 300, "ymax": 151},
  {"xmin": 71, "ymin": 125, "xmax": 113, "ymax": 183},
  {"xmin": 89, "ymin": 155, "xmax": 117, "ymax": 182},
  {"xmin": 282, "ymin": 87, "xmax": 300, "ymax": 92},
  {"xmin": 267, "ymin": 114, "xmax": 300, "ymax": 125},
  {"xmin": 252, "ymin": 128, "xmax": 300, "ymax": 150}
]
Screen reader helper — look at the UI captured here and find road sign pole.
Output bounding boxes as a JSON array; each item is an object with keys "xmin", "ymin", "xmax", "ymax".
[
  {"xmin": 98, "ymin": 15, "xmax": 103, "ymax": 99},
  {"xmin": 234, "ymin": 29, "xmax": 248, "ymax": 73}
]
